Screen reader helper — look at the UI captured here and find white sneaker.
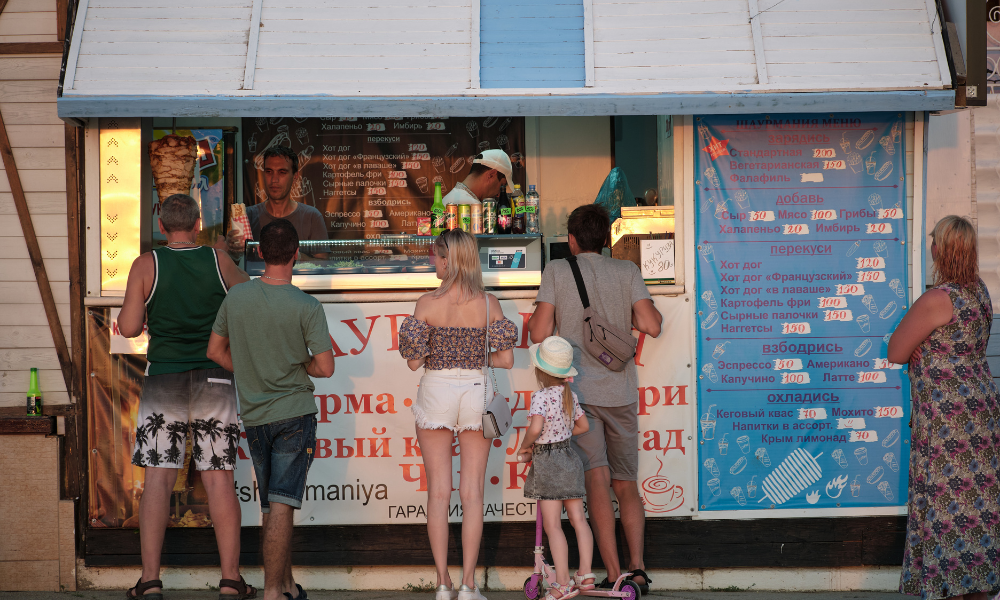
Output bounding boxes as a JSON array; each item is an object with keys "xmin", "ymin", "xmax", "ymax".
[
  {"xmin": 436, "ymin": 585, "xmax": 458, "ymax": 600},
  {"xmin": 458, "ymin": 584, "xmax": 487, "ymax": 600}
]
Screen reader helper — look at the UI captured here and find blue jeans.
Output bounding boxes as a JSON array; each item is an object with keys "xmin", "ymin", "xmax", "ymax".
[{"xmin": 244, "ymin": 414, "xmax": 317, "ymax": 512}]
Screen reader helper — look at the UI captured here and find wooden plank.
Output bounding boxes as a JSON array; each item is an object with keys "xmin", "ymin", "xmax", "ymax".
[
  {"xmin": 469, "ymin": 0, "xmax": 478, "ymax": 89},
  {"xmin": 762, "ymin": 21, "xmax": 931, "ymax": 37},
  {"xmin": 4, "ymin": 0, "xmax": 57, "ymax": 12},
  {"xmin": 0, "ymin": 172, "xmax": 67, "ymax": 192},
  {"xmin": 3, "ymin": 124, "xmax": 65, "ymax": 148},
  {"xmin": 4, "ymin": 148, "xmax": 68, "ymax": 170},
  {"xmin": 253, "ymin": 68, "xmax": 471, "ymax": 83},
  {"xmin": 748, "ymin": 0, "xmax": 768, "ymax": 84},
  {"xmin": 0, "ymin": 11, "xmax": 57, "ymax": 36},
  {"xmin": 0, "ymin": 81, "xmax": 58, "ymax": 104},
  {"xmin": 592, "ymin": 0, "xmax": 747, "ymax": 17},
  {"xmin": 0, "ymin": 366, "xmax": 65, "ymax": 388},
  {"xmin": 594, "ymin": 50, "xmax": 755, "ymax": 68},
  {"xmin": 0, "ymin": 103, "xmax": 71, "ymax": 394},
  {"xmin": 83, "ymin": 517, "xmax": 907, "ymax": 567},
  {"xmin": 765, "ymin": 47, "xmax": 938, "ymax": 64},
  {"xmin": 0, "ymin": 281, "xmax": 68, "ymax": 304},
  {"xmin": 766, "ymin": 61, "xmax": 940, "ymax": 77},
  {"xmin": 255, "ymin": 54, "xmax": 474, "ymax": 70},
  {"xmin": 257, "ymin": 30, "xmax": 468, "ymax": 46},
  {"xmin": 0, "ymin": 56, "xmax": 61, "ymax": 78},
  {"xmin": 0, "ymin": 103, "xmax": 62, "ymax": 126},
  {"xmin": 56, "ymin": 0, "xmax": 66, "ymax": 42},
  {"xmin": 0, "ymin": 193, "xmax": 67, "ymax": 214},
  {"xmin": 76, "ymin": 53, "xmax": 246, "ymax": 69},
  {"xmin": 85, "ymin": 6, "xmax": 252, "ymax": 20},
  {"xmin": 0, "ymin": 303, "xmax": 70, "ymax": 326},
  {"xmin": 80, "ymin": 29, "xmax": 249, "ymax": 44},
  {"xmin": 0, "ymin": 236, "xmax": 68, "ymax": 258},
  {"xmin": 77, "ymin": 42, "xmax": 249, "ymax": 56},
  {"xmin": 763, "ymin": 33, "xmax": 937, "ymax": 51},
  {"xmin": 0, "ymin": 41, "xmax": 63, "ymax": 54},
  {"xmin": 0, "ymin": 391, "xmax": 69, "ymax": 406},
  {"xmin": 0, "ymin": 416, "xmax": 53, "ymax": 434},
  {"xmin": 61, "ymin": 0, "xmax": 85, "ymax": 90},
  {"xmin": 0, "ymin": 258, "xmax": 69, "ymax": 281},
  {"xmin": 70, "ymin": 66, "xmax": 244, "ymax": 83}
]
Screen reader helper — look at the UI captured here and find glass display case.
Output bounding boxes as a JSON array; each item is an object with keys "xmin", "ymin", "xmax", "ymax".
[{"xmin": 245, "ymin": 234, "xmax": 543, "ymax": 290}]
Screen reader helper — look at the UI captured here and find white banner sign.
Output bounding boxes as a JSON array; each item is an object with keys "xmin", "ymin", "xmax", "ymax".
[{"xmin": 229, "ymin": 297, "xmax": 695, "ymax": 525}]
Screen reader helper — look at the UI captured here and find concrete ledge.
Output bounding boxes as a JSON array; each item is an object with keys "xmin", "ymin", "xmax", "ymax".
[{"xmin": 77, "ymin": 564, "xmax": 901, "ymax": 592}]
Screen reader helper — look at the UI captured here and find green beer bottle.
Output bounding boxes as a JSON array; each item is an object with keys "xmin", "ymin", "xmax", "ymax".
[
  {"xmin": 26, "ymin": 367, "xmax": 41, "ymax": 416},
  {"xmin": 430, "ymin": 182, "xmax": 446, "ymax": 236}
]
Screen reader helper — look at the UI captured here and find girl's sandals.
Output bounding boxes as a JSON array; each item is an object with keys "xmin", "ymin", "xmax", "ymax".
[
  {"xmin": 126, "ymin": 578, "xmax": 163, "ymax": 600},
  {"xmin": 219, "ymin": 576, "xmax": 258, "ymax": 600},
  {"xmin": 545, "ymin": 582, "xmax": 580, "ymax": 600},
  {"xmin": 573, "ymin": 572, "xmax": 597, "ymax": 591}
]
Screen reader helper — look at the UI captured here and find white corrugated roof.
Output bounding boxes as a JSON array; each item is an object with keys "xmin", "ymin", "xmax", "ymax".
[{"xmin": 58, "ymin": 0, "xmax": 956, "ymax": 117}]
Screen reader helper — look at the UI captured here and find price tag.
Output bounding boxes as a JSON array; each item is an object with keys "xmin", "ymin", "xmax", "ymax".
[
  {"xmin": 640, "ymin": 239, "xmax": 675, "ymax": 281},
  {"xmin": 488, "ymin": 247, "xmax": 526, "ymax": 269}
]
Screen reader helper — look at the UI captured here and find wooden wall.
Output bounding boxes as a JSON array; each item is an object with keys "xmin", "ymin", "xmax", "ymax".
[{"xmin": 0, "ymin": 0, "xmax": 71, "ymax": 409}]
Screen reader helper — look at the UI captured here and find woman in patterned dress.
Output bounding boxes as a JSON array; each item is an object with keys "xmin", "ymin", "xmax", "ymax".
[
  {"xmin": 398, "ymin": 228, "xmax": 518, "ymax": 600},
  {"xmin": 889, "ymin": 216, "xmax": 1000, "ymax": 600}
]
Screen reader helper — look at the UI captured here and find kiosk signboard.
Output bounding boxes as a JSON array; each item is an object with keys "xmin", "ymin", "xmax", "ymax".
[{"xmin": 694, "ymin": 113, "xmax": 910, "ymax": 511}]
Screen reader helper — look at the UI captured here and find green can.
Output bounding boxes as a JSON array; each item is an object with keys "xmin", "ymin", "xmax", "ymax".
[
  {"xmin": 482, "ymin": 199, "xmax": 497, "ymax": 234},
  {"xmin": 458, "ymin": 204, "xmax": 471, "ymax": 232}
]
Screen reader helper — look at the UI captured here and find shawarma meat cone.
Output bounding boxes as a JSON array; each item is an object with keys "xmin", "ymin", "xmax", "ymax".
[{"xmin": 149, "ymin": 134, "xmax": 197, "ymax": 200}]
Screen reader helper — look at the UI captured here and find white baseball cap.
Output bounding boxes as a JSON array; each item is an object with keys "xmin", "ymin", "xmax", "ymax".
[{"xmin": 472, "ymin": 149, "xmax": 513, "ymax": 192}]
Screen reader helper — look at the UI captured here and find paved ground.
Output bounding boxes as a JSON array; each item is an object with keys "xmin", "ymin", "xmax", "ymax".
[{"xmin": 0, "ymin": 592, "xmax": 903, "ymax": 600}]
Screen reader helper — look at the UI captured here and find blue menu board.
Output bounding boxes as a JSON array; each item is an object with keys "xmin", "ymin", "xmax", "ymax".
[{"xmin": 694, "ymin": 113, "xmax": 910, "ymax": 511}]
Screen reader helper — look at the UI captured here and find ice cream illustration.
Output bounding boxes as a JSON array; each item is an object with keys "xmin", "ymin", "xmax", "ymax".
[{"xmin": 883, "ymin": 452, "xmax": 898, "ymax": 472}]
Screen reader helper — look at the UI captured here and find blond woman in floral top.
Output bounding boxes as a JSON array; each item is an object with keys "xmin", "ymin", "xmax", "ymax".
[
  {"xmin": 398, "ymin": 228, "xmax": 517, "ymax": 600},
  {"xmin": 889, "ymin": 216, "xmax": 1000, "ymax": 600}
]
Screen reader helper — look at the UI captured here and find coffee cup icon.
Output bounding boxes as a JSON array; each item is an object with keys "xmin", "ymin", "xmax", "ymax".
[
  {"xmin": 640, "ymin": 456, "xmax": 684, "ymax": 513},
  {"xmin": 707, "ymin": 478, "xmax": 722, "ymax": 497}
]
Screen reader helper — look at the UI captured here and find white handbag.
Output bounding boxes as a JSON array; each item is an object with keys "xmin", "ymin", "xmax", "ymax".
[{"xmin": 481, "ymin": 294, "xmax": 512, "ymax": 439}]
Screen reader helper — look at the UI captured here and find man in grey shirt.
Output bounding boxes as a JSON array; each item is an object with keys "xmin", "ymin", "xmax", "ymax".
[
  {"xmin": 227, "ymin": 145, "xmax": 327, "ymax": 259},
  {"xmin": 528, "ymin": 204, "xmax": 662, "ymax": 594}
]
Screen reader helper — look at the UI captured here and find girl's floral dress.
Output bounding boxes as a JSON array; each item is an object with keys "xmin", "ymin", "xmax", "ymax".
[{"xmin": 900, "ymin": 279, "xmax": 1000, "ymax": 599}]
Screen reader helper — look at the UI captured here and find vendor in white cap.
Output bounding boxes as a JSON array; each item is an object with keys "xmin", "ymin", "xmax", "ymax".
[{"xmin": 443, "ymin": 148, "xmax": 513, "ymax": 205}]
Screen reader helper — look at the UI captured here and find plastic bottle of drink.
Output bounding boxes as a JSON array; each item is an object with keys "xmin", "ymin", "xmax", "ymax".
[
  {"xmin": 496, "ymin": 188, "xmax": 512, "ymax": 234},
  {"xmin": 511, "ymin": 184, "xmax": 526, "ymax": 234},
  {"xmin": 430, "ymin": 182, "xmax": 446, "ymax": 236},
  {"xmin": 525, "ymin": 184, "xmax": 540, "ymax": 234},
  {"xmin": 26, "ymin": 367, "xmax": 41, "ymax": 416}
]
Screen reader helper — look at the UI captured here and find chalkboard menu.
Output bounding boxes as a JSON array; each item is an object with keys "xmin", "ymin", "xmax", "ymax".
[
  {"xmin": 694, "ymin": 112, "xmax": 910, "ymax": 512},
  {"xmin": 242, "ymin": 117, "xmax": 526, "ymax": 238}
]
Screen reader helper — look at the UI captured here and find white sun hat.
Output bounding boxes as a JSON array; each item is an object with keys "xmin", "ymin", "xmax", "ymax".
[{"xmin": 528, "ymin": 336, "xmax": 579, "ymax": 379}]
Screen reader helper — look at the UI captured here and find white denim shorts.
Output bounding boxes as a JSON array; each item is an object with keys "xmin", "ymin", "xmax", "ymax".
[{"xmin": 413, "ymin": 368, "xmax": 487, "ymax": 433}]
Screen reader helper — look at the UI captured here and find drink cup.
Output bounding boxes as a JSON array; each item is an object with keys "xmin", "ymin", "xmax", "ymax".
[
  {"xmin": 854, "ymin": 447, "xmax": 868, "ymax": 465},
  {"xmin": 857, "ymin": 314, "xmax": 870, "ymax": 333},
  {"xmin": 700, "ymin": 404, "xmax": 717, "ymax": 441},
  {"xmin": 416, "ymin": 177, "xmax": 429, "ymax": 194},
  {"xmin": 851, "ymin": 476, "xmax": 861, "ymax": 497},
  {"xmin": 718, "ymin": 434, "xmax": 729, "ymax": 455},
  {"xmin": 707, "ymin": 478, "xmax": 721, "ymax": 497},
  {"xmin": 747, "ymin": 476, "xmax": 757, "ymax": 499},
  {"xmin": 737, "ymin": 435, "xmax": 751, "ymax": 454},
  {"xmin": 712, "ymin": 341, "xmax": 730, "ymax": 359},
  {"xmin": 248, "ymin": 132, "xmax": 259, "ymax": 152}
]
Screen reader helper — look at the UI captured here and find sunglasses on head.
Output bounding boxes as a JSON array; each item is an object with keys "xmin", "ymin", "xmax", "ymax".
[{"xmin": 427, "ymin": 232, "xmax": 451, "ymax": 265}]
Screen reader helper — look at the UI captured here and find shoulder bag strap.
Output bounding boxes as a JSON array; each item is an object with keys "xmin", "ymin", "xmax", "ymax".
[
  {"xmin": 484, "ymin": 294, "xmax": 499, "ymax": 412},
  {"xmin": 566, "ymin": 255, "xmax": 591, "ymax": 309}
]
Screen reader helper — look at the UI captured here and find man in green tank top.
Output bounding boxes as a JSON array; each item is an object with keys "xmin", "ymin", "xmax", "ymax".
[{"xmin": 118, "ymin": 194, "xmax": 256, "ymax": 600}]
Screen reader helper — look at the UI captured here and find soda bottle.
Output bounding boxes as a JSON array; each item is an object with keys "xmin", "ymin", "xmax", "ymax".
[
  {"xmin": 511, "ymin": 184, "xmax": 526, "ymax": 234},
  {"xmin": 26, "ymin": 367, "xmax": 41, "ymax": 416},
  {"xmin": 430, "ymin": 182, "xmax": 446, "ymax": 236},
  {"xmin": 525, "ymin": 184, "xmax": 540, "ymax": 234},
  {"xmin": 496, "ymin": 188, "xmax": 512, "ymax": 234}
]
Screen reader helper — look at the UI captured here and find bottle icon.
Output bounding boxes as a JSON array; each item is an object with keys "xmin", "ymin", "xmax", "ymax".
[
  {"xmin": 525, "ymin": 185, "xmax": 540, "ymax": 234},
  {"xmin": 430, "ymin": 182, "xmax": 446, "ymax": 236},
  {"xmin": 511, "ymin": 184, "xmax": 526, "ymax": 234},
  {"xmin": 27, "ymin": 367, "xmax": 41, "ymax": 416}
]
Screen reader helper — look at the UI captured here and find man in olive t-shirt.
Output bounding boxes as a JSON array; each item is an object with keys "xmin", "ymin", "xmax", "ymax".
[{"xmin": 207, "ymin": 218, "xmax": 334, "ymax": 600}]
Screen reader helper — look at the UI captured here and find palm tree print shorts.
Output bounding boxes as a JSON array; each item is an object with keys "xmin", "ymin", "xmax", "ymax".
[{"xmin": 132, "ymin": 367, "xmax": 240, "ymax": 470}]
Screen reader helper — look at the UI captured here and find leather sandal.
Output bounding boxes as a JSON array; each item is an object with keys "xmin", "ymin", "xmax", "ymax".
[
  {"xmin": 625, "ymin": 569, "xmax": 652, "ymax": 595},
  {"xmin": 126, "ymin": 578, "xmax": 164, "ymax": 600},
  {"xmin": 219, "ymin": 576, "xmax": 257, "ymax": 600}
]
